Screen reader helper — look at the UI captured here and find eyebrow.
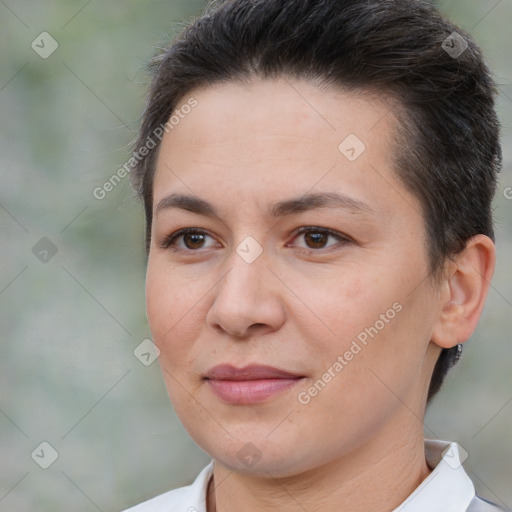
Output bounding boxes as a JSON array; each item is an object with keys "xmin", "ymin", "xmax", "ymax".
[{"xmin": 155, "ymin": 191, "xmax": 376, "ymax": 219}]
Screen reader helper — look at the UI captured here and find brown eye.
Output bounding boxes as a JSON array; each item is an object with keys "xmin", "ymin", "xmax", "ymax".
[
  {"xmin": 161, "ymin": 228, "xmax": 218, "ymax": 251},
  {"xmin": 183, "ymin": 232, "xmax": 207, "ymax": 249},
  {"xmin": 290, "ymin": 227, "xmax": 352, "ymax": 251},
  {"xmin": 303, "ymin": 231, "xmax": 330, "ymax": 249}
]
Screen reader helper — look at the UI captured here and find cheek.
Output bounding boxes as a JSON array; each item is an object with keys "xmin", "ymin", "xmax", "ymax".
[
  {"xmin": 145, "ymin": 259, "xmax": 204, "ymax": 355},
  {"xmin": 145, "ymin": 266, "xmax": 172, "ymax": 342},
  {"xmin": 145, "ymin": 262, "xmax": 208, "ymax": 409},
  {"xmin": 283, "ymin": 264, "xmax": 382, "ymax": 346},
  {"xmin": 294, "ymin": 262, "xmax": 422, "ymax": 385}
]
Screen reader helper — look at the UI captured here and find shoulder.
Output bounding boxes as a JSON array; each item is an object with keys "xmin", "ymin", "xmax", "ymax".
[
  {"xmin": 467, "ymin": 495, "xmax": 508, "ymax": 512},
  {"xmin": 121, "ymin": 461, "xmax": 214, "ymax": 512}
]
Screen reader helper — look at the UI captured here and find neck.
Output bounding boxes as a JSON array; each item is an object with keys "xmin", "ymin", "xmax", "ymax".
[{"xmin": 206, "ymin": 421, "xmax": 431, "ymax": 512}]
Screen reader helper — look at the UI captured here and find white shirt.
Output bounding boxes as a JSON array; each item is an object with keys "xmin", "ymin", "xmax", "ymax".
[{"xmin": 121, "ymin": 439, "xmax": 492, "ymax": 512}]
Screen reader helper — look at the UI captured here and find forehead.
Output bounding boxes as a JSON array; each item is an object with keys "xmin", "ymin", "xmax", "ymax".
[
  {"xmin": 152, "ymin": 78, "xmax": 419, "ymax": 225},
  {"xmin": 158, "ymin": 78, "xmax": 396, "ymax": 161}
]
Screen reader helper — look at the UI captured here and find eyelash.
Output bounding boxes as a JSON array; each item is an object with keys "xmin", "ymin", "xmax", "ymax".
[{"xmin": 160, "ymin": 226, "xmax": 353, "ymax": 253}]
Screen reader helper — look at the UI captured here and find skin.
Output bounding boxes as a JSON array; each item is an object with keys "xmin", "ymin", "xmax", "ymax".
[{"xmin": 145, "ymin": 77, "xmax": 495, "ymax": 512}]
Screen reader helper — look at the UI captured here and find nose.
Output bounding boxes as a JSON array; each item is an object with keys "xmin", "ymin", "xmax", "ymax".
[{"xmin": 205, "ymin": 248, "xmax": 286, "ymax": 339}]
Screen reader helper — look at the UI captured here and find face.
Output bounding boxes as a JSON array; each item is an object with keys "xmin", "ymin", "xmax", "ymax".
[{"xmin": 146, "ymin": 78, "xmax": 442, "ymax": 477}]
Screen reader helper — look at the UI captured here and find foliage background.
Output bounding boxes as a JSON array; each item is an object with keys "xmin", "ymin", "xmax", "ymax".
[{"xmin": 1, "ymin": 1, "xmax": 510, "ymax": 510}]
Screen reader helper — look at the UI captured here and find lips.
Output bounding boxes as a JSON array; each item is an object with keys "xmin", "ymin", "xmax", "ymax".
[
  {"xmin": 205, "ymin": 364, "xmax": 302, "ymax": 381},
  {"xmin": 204, "ymin": 364, "xmax": 304, "ymax": 404}
]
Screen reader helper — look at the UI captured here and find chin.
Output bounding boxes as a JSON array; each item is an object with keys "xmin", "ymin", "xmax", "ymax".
[{"xmin": 192, "ymin": 430, "xmax": 325, "ymax": 477}]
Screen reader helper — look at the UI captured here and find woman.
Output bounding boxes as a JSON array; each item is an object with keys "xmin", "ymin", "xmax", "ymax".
[{"xmin": 123, "ymin": 0, "xmax": 505, "ymax": 510}]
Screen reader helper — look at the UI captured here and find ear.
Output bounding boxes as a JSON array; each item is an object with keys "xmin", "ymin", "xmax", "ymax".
[{"xmin": 431, "ymin": 234, "xmax": 496, "ymax": 349}]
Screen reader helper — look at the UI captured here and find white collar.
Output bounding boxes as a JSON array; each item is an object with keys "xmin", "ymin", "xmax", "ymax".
[
  {"xmin": 392, "ymin": 439, "xmax": 475, "ymax": 511},
  {"xmin": 123, "ymin": 439, "xmax": 476, "ymax": 511}
]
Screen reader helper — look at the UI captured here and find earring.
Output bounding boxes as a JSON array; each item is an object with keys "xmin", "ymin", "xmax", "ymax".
[{"xmin": 449, "ymin": 343, "xmax": 463, "ymax": 368}]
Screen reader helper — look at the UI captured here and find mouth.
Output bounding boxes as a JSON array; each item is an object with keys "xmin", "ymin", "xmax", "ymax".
[{"xmin": 204, "ymin": 364, "xmax": 305, "ymax": 405}]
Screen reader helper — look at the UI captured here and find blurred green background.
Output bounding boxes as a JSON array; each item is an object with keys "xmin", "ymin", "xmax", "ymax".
[{"xmin": 0, "ymin": 1, "xmax": 510, "ymax": 511}]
